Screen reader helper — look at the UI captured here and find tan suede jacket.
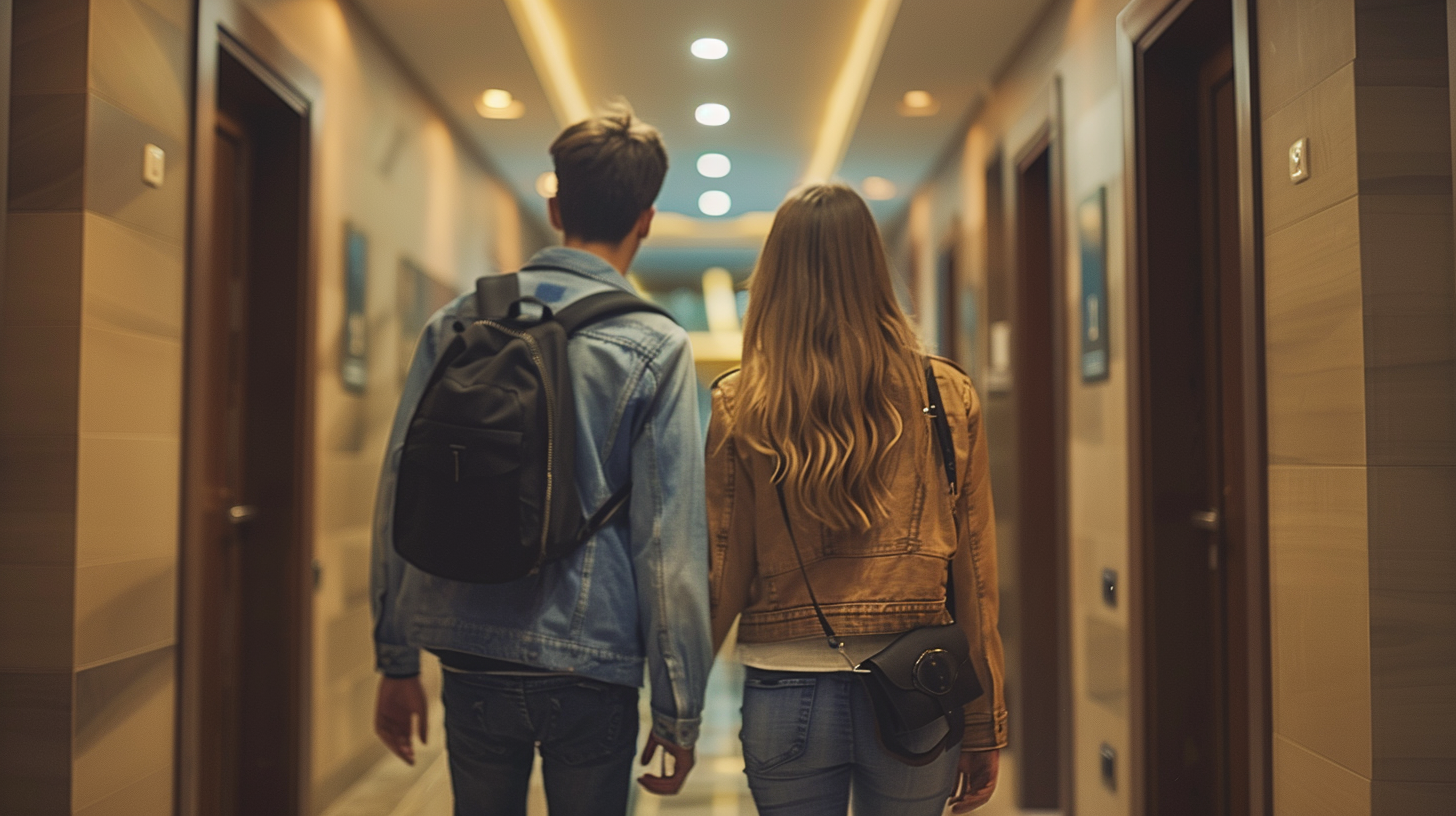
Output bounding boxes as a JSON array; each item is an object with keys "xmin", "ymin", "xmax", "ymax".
[{"xmin": 706, "ymin": 357, "xmax": 1008, "ymax": 751}]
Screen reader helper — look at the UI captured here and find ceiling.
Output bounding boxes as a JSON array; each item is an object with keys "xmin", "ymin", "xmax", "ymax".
[{"xmin": 351, "ymin": 0, "xmax": 1056, "ymax": 285}]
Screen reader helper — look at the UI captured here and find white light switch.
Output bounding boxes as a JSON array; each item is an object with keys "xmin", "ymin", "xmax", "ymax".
[
  {"xmin": 1289, "ymin": 137, "xmax": 1309, "ymax": 184},
  {"xmin": 143, "ymin": 144, "xmax": 166, "ymax": 188}
]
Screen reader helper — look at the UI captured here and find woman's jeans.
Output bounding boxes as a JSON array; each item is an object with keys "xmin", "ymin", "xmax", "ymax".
[
  {"xmin": 442, "ymin": 670, "xmax": 639, "ymax": 816},
  {"xmin": 740, "ymin": 668, "xmax": 960, "ymax": 815}
]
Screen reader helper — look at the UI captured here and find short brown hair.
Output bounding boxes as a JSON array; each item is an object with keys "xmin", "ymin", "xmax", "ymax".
[{"xmin": 549, "ymin": 101, "xmax": 668, "ymax": 243}]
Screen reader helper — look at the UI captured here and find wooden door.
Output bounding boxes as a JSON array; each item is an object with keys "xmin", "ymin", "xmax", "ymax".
[
  {"xmin": 1012, "ymin": 143, "xmax": 1065, "ymax": 810},
  {"xmin": 1132, "ymin": 0, "xmax": 1259, "ymax": 811},
  {"xmin": 184, "ymin": 42, "xmax": 312, "ymax": 816}
]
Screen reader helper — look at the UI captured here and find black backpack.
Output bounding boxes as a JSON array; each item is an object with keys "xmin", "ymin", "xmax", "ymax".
[{"xmin": 392, "ymin": 271, "xmax": 674, "ymax": 584}]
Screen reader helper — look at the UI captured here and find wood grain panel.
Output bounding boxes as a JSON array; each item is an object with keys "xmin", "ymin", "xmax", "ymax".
[
  {"xmin": 1369, "ymin": 466, "xmax": 1456, "ymax": 784},
  {"xmin": 1270, "ymin": 465, "xmax": 1372, "ymax": 777},
  {"xmin": 0, "ymin": 670, "xmax": 72, "ymax": 814},
  {"xmin": 75, "ymin": 435, "xmax": 180, "ymax": 567},
  {"xmin": 73, "ymin": 555, "xmax": 176, "ymax": 668},
  {"xmin": 1262, "ymin": 64, "xmax": 1360, "ymax": 234},
  {"xmin": 1256, "ymin": 0, "xmax": 1356, "ymax": 116},
  {"xmin": 73, "ymin": 646, "xmax": 175, "ymax": 809},
  {"xmin": 1371, "ymin": 779, "xmax": 1456, "ymax": 816},
  {"xmin": 1264, "ymin": 197, "xmax": 1367, "ymax": 466},
  {"xmin": 89, "ymin": 0, "xmax": 190, "ymax": 140},
  {"xmin": 3, "ymin": 212, "xmax": 82, "ymax": 328},
  {"xmin": 1275, "ymin": 735, "xmax": 1372, "ymax": 816},
  {"xmin": 10, "ymin": 0, "xmax": 88, "ymax": 95}
]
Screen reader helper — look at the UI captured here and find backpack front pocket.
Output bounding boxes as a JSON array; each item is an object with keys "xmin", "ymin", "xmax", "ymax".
[{"xmin": 394, "ymin": 420, "xmax": 527, "ymax": 582}]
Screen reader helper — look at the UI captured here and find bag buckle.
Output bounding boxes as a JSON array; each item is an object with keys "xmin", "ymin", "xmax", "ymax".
[{"xmin": 912, "ymin": 648, "xmax": 957, "ymax": 696}]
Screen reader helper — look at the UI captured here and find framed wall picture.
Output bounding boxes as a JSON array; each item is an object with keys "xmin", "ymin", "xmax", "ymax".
[
  {"xmin": 396, "ymin": 257, "xmax": 458, "ymax": 384},
  {"xmin": 1078, "ymin": 186, "xmax": 1110, "ymax": 382},
  {"xmin": 341, "ymin": 224, "xmax": 369, "ymax": 393}
]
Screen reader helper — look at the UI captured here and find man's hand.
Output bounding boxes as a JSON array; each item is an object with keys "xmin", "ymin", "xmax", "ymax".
[
  {"xmin": 637, "ymin": 732, "xmax": 695, "ymax": 795},
  {"xmin": 374, "ymin": 676, "xmax": 428, "ymax": 766},
  {"xmin": 950, "ymin": 749, "xmax": 1000, "ymax": 812}
]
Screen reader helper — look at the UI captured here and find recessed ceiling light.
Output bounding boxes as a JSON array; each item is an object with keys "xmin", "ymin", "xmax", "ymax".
[
  {"xmin": 697, "ymin": 153, "xmax": 731, "ymax": 178},
  {"xmin": 897, "ymin": 90, "xmax": 939, "ymax": 117},
  {"xmin": 536, "ymin": 171, "xmax": 558, "ymax": 198},
  {"xmin": 691, "ymin": 38, "xmax": 728, "ymax": 60},
  {"xmin": 695, "ymin": 103, "xmax": 731, "ymax": 126},
  {"xmin": 862, "ymin": 176, "xmax": 897, "ymax": 200},
  {"xmin": 699, "ymin": 190, "xmax": 732, "ymax": 216},
  {"xmin": 476, "ymin": 89, "xmax": 525, "ymax": 119}
]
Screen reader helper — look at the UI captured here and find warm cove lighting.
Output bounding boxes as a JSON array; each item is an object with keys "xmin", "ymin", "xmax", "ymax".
[
  {"xmin": 476, "ymin": 89, "xmax": 525, "ymax": 119},
  {"xmin": 697, "ymin": 153, "xmax": 731, "ymax": 178},
  {"xmin": 536, "ymin": 171, "xmax": 558, "ymax": 198},
  {"xmin": 691, "ymin": 38, "xmax": 728, "ymax": 60},
  {"xmin": 699, "ymin": 190, "xmax": 732, "ymax": 216},
  {"xmin": 898, "ymin": 89, "xmax": 939, "ymax": 117},
  {"xmin": 695, "ymin": 103, "xmax": 731, "ymax": 126},
  {"xmin": 862, "ymin": 176, "xmax": 897, "ymax": 200}
]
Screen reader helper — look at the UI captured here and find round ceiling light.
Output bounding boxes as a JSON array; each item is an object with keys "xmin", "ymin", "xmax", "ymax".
[
  {"xmin": 697, "ymin": 153, "xmax": 731, "ymax": 178},
  {"xmin": 862, "ymin": 176, "xmax": 897, "ymax": 200},
  {"xmin": 691, "ymin": 38, "xmax": 728, "ymax": 60},
  {"xmin": 695, "ymin": 103, "xmax": 731, "ymax": 126},
  {"xmin": 897, "ymin": 90, "xmax": 939, "ymax": 117},
  {"xmin": 535, "ymin": 171, "xmax": 558, "ymax": 198},
  {"xmin": 699, "ymin": 190, "xmax": 732, "ymax": 216},
  {"xmin": 476, "ymin": 89, "xmax": 525, "ymax": 119}
]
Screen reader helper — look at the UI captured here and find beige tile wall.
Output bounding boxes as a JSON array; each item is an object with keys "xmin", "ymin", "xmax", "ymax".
[
  {"xmin": 1259, "ymin": 0, "xmax": 1456, "ymax": 813},
  {"xmin": 3, "ymin": 0, "xmax": 543, "ymax": 811}
]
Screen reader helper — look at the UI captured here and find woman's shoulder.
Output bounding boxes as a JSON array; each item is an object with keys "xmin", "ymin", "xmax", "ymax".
[
  {"xmin": 927, "ymin": 355, "xmax": 981, "ymax": 416},
  {"xmin": 709, "ymin": 368, "xmax": 742, "ymax": 415}
]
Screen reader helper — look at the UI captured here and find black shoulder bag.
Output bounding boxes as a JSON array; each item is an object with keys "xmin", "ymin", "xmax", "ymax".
[{"xmin": 773, "ymin": 360, "xmax": 984, "ymax": 766}]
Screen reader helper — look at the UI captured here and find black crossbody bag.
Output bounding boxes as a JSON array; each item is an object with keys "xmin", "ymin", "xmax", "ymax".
[{"xmin": 772, "ymin": 361, "xmax": 984, "ymax": 766}]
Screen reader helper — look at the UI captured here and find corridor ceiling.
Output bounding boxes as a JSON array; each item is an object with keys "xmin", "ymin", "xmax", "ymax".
[{"xmin": 351, "ymin": 0, "xmax": 1056, "ymax": 282}]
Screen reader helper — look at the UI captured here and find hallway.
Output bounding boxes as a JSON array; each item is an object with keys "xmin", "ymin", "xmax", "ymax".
[{"xmin": 1, "ymin": 0, "xmax": 1454, "ymax": 814}]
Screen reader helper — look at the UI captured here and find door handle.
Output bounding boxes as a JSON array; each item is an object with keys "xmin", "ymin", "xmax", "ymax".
[
  {"xmin": 227, "ymin": 505, "xmax": 258, "ymax": 525},
  {"xmin": 1191, "ymin": 509, "xmax": 1220, "ymax": 532}
]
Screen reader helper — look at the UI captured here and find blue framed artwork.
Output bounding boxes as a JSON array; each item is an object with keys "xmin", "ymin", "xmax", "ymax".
[
  {"xmin": 1078, "ymin": 187, "xmax": 1110, "ymax": 382},
  {"xmin": 341, "ymin": 224, "xmax": 369, "ymax": 393}
]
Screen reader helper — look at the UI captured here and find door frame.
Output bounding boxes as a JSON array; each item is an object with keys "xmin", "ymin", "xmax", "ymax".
[
  {"xmin": 1117, "ymin": 1, "xmax": 1270, "ymax": 814},
  {"xmin": 179, "ymin": 4, "xmax": 321, "ymax": 814},
  {"xmin": 1005, "ymin": 77, "xmax": 1073, "ymax": 813}
]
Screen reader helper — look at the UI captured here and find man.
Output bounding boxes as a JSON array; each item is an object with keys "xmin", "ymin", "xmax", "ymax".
[{"xmin": 370, "ymin": 103, "xmax": 712, "ymax": 815}]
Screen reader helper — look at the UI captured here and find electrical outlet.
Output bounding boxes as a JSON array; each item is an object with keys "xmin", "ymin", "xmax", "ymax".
[
  {"xmin": 143, "ymin": 144, "xmax": 166, "ymax": 188},
  {"xmin": 1289, "ymin": 137, "xmax": 1309, "ymax": 184},
  {"xmin": 1100, "ymin": 743, "xmax": 1117, "ymax": 790}
]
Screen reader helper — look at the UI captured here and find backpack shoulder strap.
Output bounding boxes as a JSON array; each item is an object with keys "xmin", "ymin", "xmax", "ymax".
[
  {"xmin": 475, "ymin": 274, "xmax": 520, "ymax": 320},
  {"xmin": 553, "ymin": 290, "xmax": 677, "ymax": 335}
]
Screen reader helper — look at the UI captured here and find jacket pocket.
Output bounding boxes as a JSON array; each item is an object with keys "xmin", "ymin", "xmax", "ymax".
[{"xmin": 740, "ymin": 671, "xmax": 817, "ymax": 774}]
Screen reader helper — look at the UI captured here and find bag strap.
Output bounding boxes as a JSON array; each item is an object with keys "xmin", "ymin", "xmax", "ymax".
[
  {"xmin": 552, "ymin": 289, "xmax": 676, "ymax": 335},
  {"xmin": 576, "ymin": 480, "xmax": 633, "ymax": 546},
  {"xmin": 775, "ymin": 358, "xmax": 964, "ymax": 654},
  {"xmin": 774, "ymin": 482, "xmax": 843, "ymax": 650},
  {"xmin": 475, "ymin": 274, "xmax": 520, "ymax": 319},
  {"xmin": 924, "ymin": 361, "xmax": 958, "ymax": 496}
]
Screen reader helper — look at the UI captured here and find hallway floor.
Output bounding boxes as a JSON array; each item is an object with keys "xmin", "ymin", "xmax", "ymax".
[{"xmin": 322, "ymin": 661, "xmax": 1055, "ymax": 816}]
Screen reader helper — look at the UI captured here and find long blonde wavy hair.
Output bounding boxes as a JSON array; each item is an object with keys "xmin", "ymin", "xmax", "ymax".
[{"xmin": 734, "ymin": 183, "xmax": 924, "ymax": 532}]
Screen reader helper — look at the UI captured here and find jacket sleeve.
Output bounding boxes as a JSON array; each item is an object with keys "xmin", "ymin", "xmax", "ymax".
[
  {"xmin": 952, "ymin": 379, "xmax": 1010, "ymax": 751},
  {"xmin": 629, "ymin": 330, "xmax": 713, "ymax": 749},
  {"xmin": 369, "ymin": 311, "xmax": 446, "ymax": 679},
  {"xmin": 706, "ymin": 382, "xmax": 756, "ymax": 652}
]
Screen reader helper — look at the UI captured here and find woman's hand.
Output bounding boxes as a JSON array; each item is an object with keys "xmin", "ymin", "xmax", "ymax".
[{"xmin": 950, "ymin": 748, "xmax": 999, "ymax": 812}]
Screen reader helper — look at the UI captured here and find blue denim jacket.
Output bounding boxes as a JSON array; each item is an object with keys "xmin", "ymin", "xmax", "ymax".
[{"xmin": 371, "ymin": 247, "xmax": 713, "ymax": 747}]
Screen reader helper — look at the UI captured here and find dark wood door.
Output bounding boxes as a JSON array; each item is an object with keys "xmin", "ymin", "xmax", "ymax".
[
  {"xmin": 187, "ymin": 44, "xmax": 311, "ymax": 816},
  {"xmin": 1012, "ymin": 144, "xmax": 1064, "ymax": 811},
  {"xmin": 1136, "ymin": 1, "xmax": 1249, "ymax": 811}
]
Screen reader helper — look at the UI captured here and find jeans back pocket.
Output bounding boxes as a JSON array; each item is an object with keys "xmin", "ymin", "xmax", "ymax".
[{"xmin": 740, "ymin": 671, "xmax": 818, "ymax": 774}]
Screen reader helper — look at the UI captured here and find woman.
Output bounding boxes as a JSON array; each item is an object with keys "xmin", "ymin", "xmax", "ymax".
[{"xmin": 707, "ymin": 184, "xmax": 1006, "ymax": 814}]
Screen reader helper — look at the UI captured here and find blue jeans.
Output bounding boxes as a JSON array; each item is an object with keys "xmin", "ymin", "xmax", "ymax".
[
  {"xmin": 442, "ymin": 671, "xmax": 640, "ymax": 816},
  {"xmin": 740, "ymin": 668, "xmax": 960, "ymax": 816}
]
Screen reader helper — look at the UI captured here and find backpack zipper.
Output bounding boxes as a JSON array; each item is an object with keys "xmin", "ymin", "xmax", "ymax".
[{"xmin": 478, "ymin": 320, "xmax": 555, "ymax": 569}]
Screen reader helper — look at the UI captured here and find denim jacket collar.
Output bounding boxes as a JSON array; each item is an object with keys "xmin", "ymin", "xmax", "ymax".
[{"xmin": 520, "ymin": 246, "xmax": 636, "ymax": 293}]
